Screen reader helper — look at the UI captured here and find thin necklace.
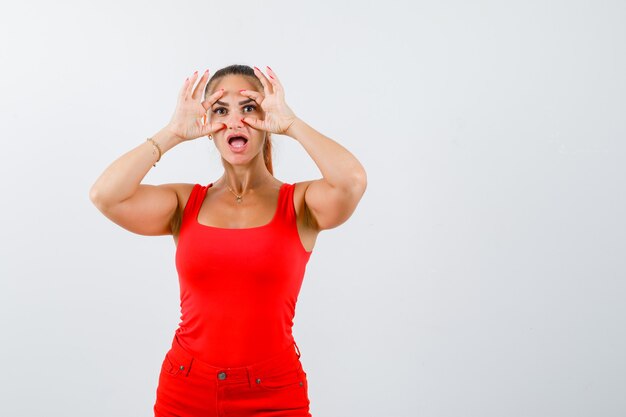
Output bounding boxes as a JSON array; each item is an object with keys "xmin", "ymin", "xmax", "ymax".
[
  {"xmin": 226, "ymin": 185, "xmax": 245, "ymax": 204},
  {"xmin": 224, "ymin": 178, "xmax": 272, "ymax": 204}
]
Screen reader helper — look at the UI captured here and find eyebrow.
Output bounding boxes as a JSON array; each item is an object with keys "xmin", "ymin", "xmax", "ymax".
[{"xmin": 214, "ymin": 98, "xmax": 256, "ymax": 107}]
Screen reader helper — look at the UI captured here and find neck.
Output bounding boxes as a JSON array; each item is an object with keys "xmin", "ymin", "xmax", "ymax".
[{"xmin": 218, "ymin": 155, "xmax": 273, "ymax": 195}]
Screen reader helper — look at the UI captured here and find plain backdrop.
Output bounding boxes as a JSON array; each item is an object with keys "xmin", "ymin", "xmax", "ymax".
[{"xmin": 0, "ymin": 1, "xmax": 624, "ymax": 416}]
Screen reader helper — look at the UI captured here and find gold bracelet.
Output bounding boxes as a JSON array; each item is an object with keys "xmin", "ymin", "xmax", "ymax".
[{"xmin": 147, "ymin": 138, "xmax": 162, "ymax": 167}]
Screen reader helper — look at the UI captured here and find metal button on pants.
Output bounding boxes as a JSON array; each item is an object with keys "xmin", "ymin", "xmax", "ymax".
[{"xmin": 154, "ymin": 335, "xmax": 311, "ymax": 417}]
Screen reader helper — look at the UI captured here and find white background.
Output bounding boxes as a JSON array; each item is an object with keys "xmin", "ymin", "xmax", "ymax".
[{"xmin": 1, "ymin": 1, "xmax": 625, "ymax": 416}]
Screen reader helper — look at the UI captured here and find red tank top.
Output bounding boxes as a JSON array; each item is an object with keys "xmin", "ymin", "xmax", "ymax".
[{"xmin": 173, "ymin": 182, "xmax": 313, "ymax": 367}]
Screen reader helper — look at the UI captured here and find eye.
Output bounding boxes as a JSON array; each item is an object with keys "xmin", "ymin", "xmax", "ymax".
[
  {"xmin": 243, "ymin": 105, "xmax": 256, "ymax": 112},
  {"xmin": 212, "ymin": 107, "xmax": 226, "ymax": 115}
]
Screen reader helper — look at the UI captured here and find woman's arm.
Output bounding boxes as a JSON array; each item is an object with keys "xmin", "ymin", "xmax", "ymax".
[
  {"xmin": 89, "ymin": 127, "xmax": 187, "ymax": 236},
  {"xmin": 89, "ymin": 70, "xmax": 226, "ymax": 236},
  {"xmin": 238, "ymin": 66, "xmax": 367, "ymax": 231},
  {"xmin": 89, "ymin": 128, "xmax": 181, "ymax": 205},
  {"xmin": 286, "ymin": 118, "xmax": 367, "ymax": 231}
]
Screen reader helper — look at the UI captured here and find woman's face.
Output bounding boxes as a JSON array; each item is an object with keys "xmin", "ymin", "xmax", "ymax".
[{"xmin": 207, "ymin": 75, "xmax": 266, "ymax": 165}]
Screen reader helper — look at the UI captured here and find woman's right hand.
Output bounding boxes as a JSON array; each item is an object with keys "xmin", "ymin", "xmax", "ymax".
[{"xmin": 165, "ymin": 70, "xmax": 227, "ymax": 142}]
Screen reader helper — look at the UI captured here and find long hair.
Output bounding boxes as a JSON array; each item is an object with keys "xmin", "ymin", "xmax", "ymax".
[{"xmin": 204, "ymin": 64, "xmax": 273, "ymax": 175}]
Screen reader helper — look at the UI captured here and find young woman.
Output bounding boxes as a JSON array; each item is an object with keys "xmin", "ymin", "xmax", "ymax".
[{"xmin": 89, "ymin": 64, "xmax": 367, "ymax": 417}]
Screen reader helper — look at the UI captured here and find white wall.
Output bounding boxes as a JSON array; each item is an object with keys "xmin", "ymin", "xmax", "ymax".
[{"xmin": 0, "ymin": 1, "xmax": 624, "ymax": 416}]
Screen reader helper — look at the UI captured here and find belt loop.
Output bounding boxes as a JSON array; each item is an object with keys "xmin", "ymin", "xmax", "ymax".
[
  {"xmin": 184, "ymin": 357, "xmax": 193, "ymax": 376},
  {"xmin": 294, "ymin": 341, "xmax": 301, "ymax": 358},
  {"xmin": 245, "ymin": 368, "xmax": 253, "ymax": 389}
]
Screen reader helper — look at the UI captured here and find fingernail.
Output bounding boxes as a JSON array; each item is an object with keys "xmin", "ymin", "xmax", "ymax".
[
  {"xmin": 267, "ymin": 66, "xmax": 273, "ymax": 72},
  {"xmin": 254, "ymin": 66, "xmax": 260, "ymax": 72},
  {"xmin": 194, "ymin": 70, "xmax": 198, "ymax": 74},
  {"xmin": 239, "ymin": 89, "xmax": 246, "ymax": 93}
]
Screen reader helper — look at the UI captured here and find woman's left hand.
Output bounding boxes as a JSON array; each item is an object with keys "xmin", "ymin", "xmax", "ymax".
[{"xmin": 240, "ymin": 66, "xmax": 298, "ymax": 135}]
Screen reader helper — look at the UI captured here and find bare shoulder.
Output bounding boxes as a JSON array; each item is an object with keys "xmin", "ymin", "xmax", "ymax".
[
  {"xmin": 156, "ymin": 182, "xmax": 195, "ymax": 208},
  {"xmin": 292, "ymin": 177, "xmax": 365, "ymax": 232},
  {"xmin": 173, "ymin": 183, "xmax": 197, "ymax": 208},
  {"xmin": 292, "ymin": 180, "xmax": 318, "ymax": 230},
  {"xmin": 291, "ymin": 180, "xmax": 322, "ymax": 251},
  {"xmin": 292, "ymin": 181, "xmax": 313, "ymax": 215},
  {"xmin": 164, "ymin": 183, "xmax": 197, "ymax": 236}
]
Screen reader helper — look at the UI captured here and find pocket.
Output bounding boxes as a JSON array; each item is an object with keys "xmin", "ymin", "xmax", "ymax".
[
  {"xmin": 257, "ymin": 367, "xmax": 307, "ymax": 391},
  {"xmin": 161, "ymin": 352, "xmax": 183, "ymax": 376}
]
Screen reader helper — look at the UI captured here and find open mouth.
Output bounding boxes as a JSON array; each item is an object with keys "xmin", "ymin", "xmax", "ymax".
[{"xmin": 228, "ymin": 136, "xmax": 248, "ymax": 148}]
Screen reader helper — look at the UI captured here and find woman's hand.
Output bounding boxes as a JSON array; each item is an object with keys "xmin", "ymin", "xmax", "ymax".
[
  {"xmin": 165, "ymin": 70, "xmax": 227, "ymax": 142},
  {"xmin": 240, "ymin": 66, "xmax": 299, "ymax": 135}
]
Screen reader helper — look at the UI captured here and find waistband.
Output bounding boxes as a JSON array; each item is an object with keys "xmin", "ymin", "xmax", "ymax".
[{"xmin": 167, "ymin": 334, "xmax": 303, "ymax": 384}]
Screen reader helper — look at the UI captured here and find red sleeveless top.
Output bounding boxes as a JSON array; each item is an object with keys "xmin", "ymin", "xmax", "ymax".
[{"xmin": 173, "ymin": 182, "xmax": 313, "ymax": 367}]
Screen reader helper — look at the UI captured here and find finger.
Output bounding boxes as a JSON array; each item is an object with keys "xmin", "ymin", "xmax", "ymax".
[
  {"xmin": 201, "ymin": 112, "xmax": 219, "ymax": 127},
  {"xmin": 238, "ymin": 89, "xmax": 264, "ymax": 105},
  {"xmin": 178, "ymin": 75, "xmax": 192, "ymax": 101},
  {"xmin": 201, "ymin": 88, "xmax": 225, "ymax": 111},
  {"xmin": 241, "ymin": 116, "xmax": 265, "ymax": 131},
  {"xmin": 253, "ymin": 66, "xmax": 274, "ymax": 96},
  {"xmin": 192, "ymin": 69, "xmax": 209, "ymax": 100},
  {"xmin": 185, "ymin": 70, "xmax": 200, "ymax": 98},
  {"xmin": 265, "ymin": 66, "xmax": 284, "ymax": 96},
  {"xmin": 203, "ymin": 121, "xmax": 227, "ymax": 136}
]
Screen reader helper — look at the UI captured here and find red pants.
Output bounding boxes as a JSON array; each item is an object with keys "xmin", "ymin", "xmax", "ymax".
[{"xmin": 154, "ymin": 335, "xmax": 312, "ymax": 417}]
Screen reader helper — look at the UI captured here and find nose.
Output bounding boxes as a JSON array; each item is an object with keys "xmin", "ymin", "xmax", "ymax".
[{"xmin": 224, "ymin": 114, "xmax": 245, "ymax": 130}]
